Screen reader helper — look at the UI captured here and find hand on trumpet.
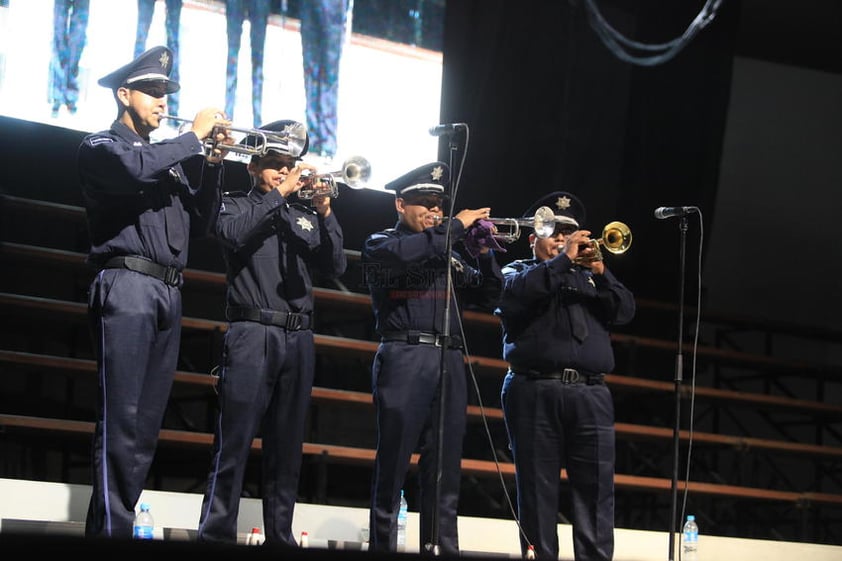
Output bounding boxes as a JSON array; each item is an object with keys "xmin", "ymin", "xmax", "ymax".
[
  {"xmin": 277, "ymin": 161, "xmax": 318, "ymax": 198},
  {"xmin": 562, "ymin": 229, "xmax": 605, "ymax": 274},
  {"xmin": 454, "ymin": 207, "xmax": 497, "ymax": 256},
  {"xmin": 454, "ymin": 207, "xmax": 492, "ymax": 230},
  {"xmin": 464, "ymin": 217, "xmax": 507, "ymax": 258},
  {"xmin": 189, "ymin": 108, "xmax": 234, "ymax": 164},
  {"xmin": 310, "ymin": 192, "xmax": 333, "ymax": 218},
  {"xmin": 294, "ymin": 168, "xmax": 333, "ymax": 218}
]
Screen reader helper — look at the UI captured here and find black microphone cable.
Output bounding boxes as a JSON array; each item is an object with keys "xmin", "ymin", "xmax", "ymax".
[{"xmin": 454, "ymin": 300, "xmax": 536, "ymax": 554}]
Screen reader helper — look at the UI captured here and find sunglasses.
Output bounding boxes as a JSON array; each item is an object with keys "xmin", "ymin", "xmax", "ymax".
[
  {"xmin": 553, "ymin": 223, "xmax": 578, "ymax": 236},
  {"xmin": 403, "ymin": 195, "xmax": 444, "ymax": 210}
]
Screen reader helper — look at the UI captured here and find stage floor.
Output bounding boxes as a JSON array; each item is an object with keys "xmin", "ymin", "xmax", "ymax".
[{"xmin": 1, "ymin": 478, "xmax": 839, "ymax": 561}]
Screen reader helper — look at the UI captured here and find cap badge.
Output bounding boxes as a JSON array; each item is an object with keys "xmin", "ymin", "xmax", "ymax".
[
  {"xmin": 556, "ymin": 196, "xmax": 572, "ymax": 210},
  {"xmin": 431, "ymin": 166, "xmax": 444, "ymax": 181},
  {"xmin": 159, "ymin": 51, "xmax": 170, "ymax": 71},
  {"xmin": 296, "ymin": 216, "xmax": 314, "ymax": 232}
]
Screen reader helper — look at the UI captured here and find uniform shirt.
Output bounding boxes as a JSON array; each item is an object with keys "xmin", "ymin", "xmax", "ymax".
[
  {"xmin": 363, "ymin": 219, "xmax": 502, "ymax": 335},
  {"xmin": 78, "ymin": 120, "xmax": 222, "ymax": 270},
  {"xmin": 215, "ymin": 188, "xmax": 346, "ymax": 313},
  {"xmin": 496, "ymin": 254, "xmax": 635, "ymax": 374}
]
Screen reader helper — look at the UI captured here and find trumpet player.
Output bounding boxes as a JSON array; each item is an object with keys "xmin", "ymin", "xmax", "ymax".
[
  {"xmin": 78, "ymin": 45, "xmax": 232, "ymax": 539},
  {"xmin": 363, "ymin": 162, "xmax": 503, "ymax": 555},
  {"xmin": 495, "ymin": 191, "xmax": 635, "ymax": 561},
  {"xmin": 197, "ymin": 119, "xmax": 346, "ymax": 546}
]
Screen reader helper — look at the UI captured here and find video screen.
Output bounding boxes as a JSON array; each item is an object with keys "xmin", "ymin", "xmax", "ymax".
[{"xmin": 0, "ymin": 0, "xmax": 446, "ymax": 189}]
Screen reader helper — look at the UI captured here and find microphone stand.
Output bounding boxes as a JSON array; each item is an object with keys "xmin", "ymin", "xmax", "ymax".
[
  {"xmin": 667, "ymin": 215, "xmax": 688, "ymax": 561},
  {"xmin": 427, "ymin": 136, "xmax": 461, "ymax": 556}
]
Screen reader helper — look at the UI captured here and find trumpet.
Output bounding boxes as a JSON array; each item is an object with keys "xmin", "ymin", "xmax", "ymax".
[
  {"xmin": 160, "ymin": 115, "xmax": 308, "ymax": 158},
  {"xmin": 485, "ymin": 205, "xmax": 558, "ymax": 243},
  {"xmin": 297, "ymin": 155, "xmax": 371, "ymax": 199},
  {"xmin": 573, "ymin": 221, "xmax": 632, "ymax": 264}
]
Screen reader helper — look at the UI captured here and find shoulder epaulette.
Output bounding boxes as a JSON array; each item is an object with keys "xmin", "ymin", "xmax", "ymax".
[{"xmin": 368, "ymin": 228, "xmax": 397, "ymax": 241}]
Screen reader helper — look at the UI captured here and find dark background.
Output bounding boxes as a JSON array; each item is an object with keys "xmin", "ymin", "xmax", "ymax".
[{"xmin": 435, "ymin": 0, "xmax": 841, "ymax": 330}]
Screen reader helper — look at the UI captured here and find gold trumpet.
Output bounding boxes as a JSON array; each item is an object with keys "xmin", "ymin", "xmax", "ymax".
[
  {"xmin": 573, "ymin": 221, "xmax": 632, "ymax": 264},
  {"xmin": 485, "ymin": 205, "xmax": 559, "ymax": 243},
  {"xmin": 160, "ymin": 115, "xmax": 308, "ymax": 158},
  {"xmin": 298, "ymin": 155, "xmax": 372, "ymax": 199}
]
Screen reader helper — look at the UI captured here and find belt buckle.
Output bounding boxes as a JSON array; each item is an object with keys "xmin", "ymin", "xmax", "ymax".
[
  {"xmin": 561, "ymin": 368, "xmax": 580, "ymax": 384},
  {"xmin": 285, "ymin": 313, "xmax": 303, "ymax": 331},
  {"xmin": 433, "ymin": 334, "xmax": 444, "ymax": 347},
  {"xmin": 164, "ymin": 266, "xmax": 180, "ymax": 286}
]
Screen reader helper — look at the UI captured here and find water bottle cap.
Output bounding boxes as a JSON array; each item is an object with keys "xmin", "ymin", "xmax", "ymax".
[
  {"xmin": 140, "ymin": 503, "xmax": 150, "ymax": 511},
  {"xmin": 251, "ymin": 527, "xmax": 261, "ymax": 533},
  {"xmin": 687, "ymin": 515, "xmax": 695, "ymax": 521}
]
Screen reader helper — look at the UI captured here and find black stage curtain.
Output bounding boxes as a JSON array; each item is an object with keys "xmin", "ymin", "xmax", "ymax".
[{"xmin": 437, "ymin": 0, "xmax": 740, "ymax": 301}]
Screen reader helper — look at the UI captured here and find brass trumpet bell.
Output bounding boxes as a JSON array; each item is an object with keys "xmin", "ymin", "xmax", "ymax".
[
  {"xmin": 575, "ymin": 221, "xmax": 632, "ymax": 264},
  {"xmin": 298, "ymin": 155, "xmax": 372, "ymax": 199}
]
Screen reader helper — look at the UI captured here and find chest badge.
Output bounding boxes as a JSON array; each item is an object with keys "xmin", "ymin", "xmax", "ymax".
[{"xmin": 296, "ymin": 216, "xmax": 314, "ymax": 232}]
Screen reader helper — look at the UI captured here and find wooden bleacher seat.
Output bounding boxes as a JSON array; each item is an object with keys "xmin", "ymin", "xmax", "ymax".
[
  {"xmin": 2, "ymin": 193, "xmax": 841, "ymax": 543},
  {"xmin": 3, "ymin": 413, "xmax": 841, "ymax": 508}
]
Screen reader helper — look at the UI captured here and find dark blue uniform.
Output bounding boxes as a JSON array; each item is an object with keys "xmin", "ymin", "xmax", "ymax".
[
  {"xmin": 497, "ymin": 255, "xmax": 635, "ymax": 561},
  {"xmin": 197, "ymin": 187, "xmax": 346, "ymax": 545},
  {"xmin": 79, "ymin": 121, "xmax": 223, "ymax": 538},
  {"xmin": 364, "ymin": 219, "xmax": 502, "ymax": 555}
]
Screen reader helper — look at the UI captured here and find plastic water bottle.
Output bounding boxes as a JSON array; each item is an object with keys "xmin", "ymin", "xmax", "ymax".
[
  {"xmin": 246, "ymin": 527, "xmax": 264, "ymax": 545},
  {"xmin": 299, "ymin": 531, "xmax": 310, "ymax": 548},
  {"xmin": 397, "ymin": 489, "xmax": 408, "ymax": 552},
  {"xmin": 682, "ymin": 514, "xmax": 699, "ymax": 561},
  {"xmin": 133, "ymin": 502, "xmax": 154, "ymax": 540}
]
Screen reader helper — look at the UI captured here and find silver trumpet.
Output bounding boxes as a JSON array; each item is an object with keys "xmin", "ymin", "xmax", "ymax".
[
  {"xmin": 484, "ymin": 205, "xmax": 558, "ymax": 243},
  {"xmin": 432, "ymin": 206, "xmax": 557, "ymax": 242},
  {"xmin": 298, "ymin": 155, "xmax": 371, "ymax": 199},
  {"xmin": 160, "ymin": 115, "xmax": 308, "ymax": 158}
]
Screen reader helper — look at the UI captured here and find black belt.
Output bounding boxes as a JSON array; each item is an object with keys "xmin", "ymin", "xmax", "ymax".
[
  {"xmin": 511, "ymin": 367, "xmax": 605, "ymax": 385},
  {"xmin": 103, "ymin": 255, "xmax": 182, "ymax": 287},
  {"xmin": 381, "ymin": 331, "xmax": 463, "ymax": 350},
  {"xmin": 226, "ymin": 306, "xmax": 312, "ymax": 331}
]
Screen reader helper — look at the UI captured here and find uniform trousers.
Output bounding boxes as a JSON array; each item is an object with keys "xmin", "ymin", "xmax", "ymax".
[
  {"xmin": 501, "ymin": 372, "xmax": 615, "ymax": 561},
  {"xmin": 197, "ymin": 321, "xmax": 315, "ymax": 546},
  {"xmin": 369, "ymin": 341, "xmax": 467, "ymax": 555},
  {"xmin": 85, "ymin": 268, "xmax": 182, "ymax": 537}
]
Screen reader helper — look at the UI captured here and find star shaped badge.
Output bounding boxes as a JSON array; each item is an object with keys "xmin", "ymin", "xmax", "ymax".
[
  {"xmin": 555, "ymin": 196, "xmax": 571, "ymax": 210},
  {"xmin": 296, "ymin": 216, "xmax": 314, "ymax": 232},
  {"xmin": 431, "ymin": 166, "xmax": 444, "ymax": 182},
  {"xmin": 159, "ymin": 51, "xmax": 170, "ymax": 71}
]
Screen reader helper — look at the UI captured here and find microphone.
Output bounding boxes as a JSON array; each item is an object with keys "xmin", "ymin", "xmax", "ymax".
[
  {"xmin": 429, "ymin": 123, "xmax": 466, "ymax": 137},
  {"xmin": 654, "ymin": 206, "xmax": 698, "ymax": 219}
]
